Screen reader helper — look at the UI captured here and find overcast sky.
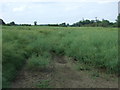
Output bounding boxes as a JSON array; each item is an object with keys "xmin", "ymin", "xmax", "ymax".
[{"xmin": 0, "ymin": 0, "xmax": 119, "ymax": 24}]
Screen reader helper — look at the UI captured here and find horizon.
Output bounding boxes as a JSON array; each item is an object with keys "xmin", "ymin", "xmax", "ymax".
[{"xmin": 1, "ymin": 18, "xmax": 117, "ymax": 25}]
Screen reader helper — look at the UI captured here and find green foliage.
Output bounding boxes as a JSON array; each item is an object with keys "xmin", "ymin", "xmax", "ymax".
[
  {"xmin": 72, "ymin": 19, "xmax": 116, "ymax": 27},
  {"xmin": 35, "ymin": 80, "xmax": 51, "ymax": 88},
  {"xmin": 2, "ymin": 30, "xmax": 32, "ymax": 88},
  {"xmin": 6, "ymin": 21, "xmax": 16, "ymax": 26},
  {"xmin": 27, "ymin": 54, "xmax": 50, "ymax": 70},
  {"xmin": 91, "ymin": 71, "xmax": 100, "ymax": 78},
  {"xmin": 74, "ymin": 63, "xmax": 91, "ymax": 71},
  {"xmin": 34, "ymin": 21, "xmax": 37, "ymax": 26},
  {"xmin": 0, "ymin": 19, "xmax": 5, "ymax": 25},
  {"xmin": 2, "ymin": 26, "xmax": 118, "ymax": 88},
  {"xmin": 59, "ymin": 23, "xmax": 67, "ymax": 27}
]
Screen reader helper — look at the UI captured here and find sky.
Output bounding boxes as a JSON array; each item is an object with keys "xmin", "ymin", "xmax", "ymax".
[{"xmin": 0, "ymin": 0, "xmax": 119, "ymax": 25}]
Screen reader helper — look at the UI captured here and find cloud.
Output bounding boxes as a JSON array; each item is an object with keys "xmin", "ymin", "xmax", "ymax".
[
  {"xmin": 0, "ymin": 0, "xmax": 119, "ymax": 3},
  {"xmin": 65, "ymin": 5, "xmax": 81, "ymax": 11},
  {"xmin": 13, "ymin": 6, "xmax": 26, "ymax": 12}
]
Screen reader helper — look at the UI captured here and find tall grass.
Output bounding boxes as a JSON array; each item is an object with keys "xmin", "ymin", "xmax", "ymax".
[
  {"xmin": 2, "ymin": 26, "xmax": 118, "ymax": 88},
  {"xmin": 27, "ymin": 53, "xmax": 51, "ymax": 70}
]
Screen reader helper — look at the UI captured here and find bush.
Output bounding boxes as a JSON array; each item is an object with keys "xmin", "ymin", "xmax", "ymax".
[{"xmin": 27, "ymin": 55, "xmax": 50, "ymax": 70}]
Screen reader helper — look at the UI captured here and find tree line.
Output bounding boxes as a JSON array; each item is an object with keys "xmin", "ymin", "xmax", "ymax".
[{"xmin": 1, "ymin": 14, "xmax": 120, "ymax": 27}]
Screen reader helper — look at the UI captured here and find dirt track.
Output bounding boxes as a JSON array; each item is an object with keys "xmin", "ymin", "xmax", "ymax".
[{"xmin": 12, "ymin": 55, "xmax": 118, "ymax": 88}]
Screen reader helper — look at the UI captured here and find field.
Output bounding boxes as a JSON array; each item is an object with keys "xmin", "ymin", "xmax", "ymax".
[{"xmin": 2, "ymin": 26, "xmax": 118, "ymax": 88}]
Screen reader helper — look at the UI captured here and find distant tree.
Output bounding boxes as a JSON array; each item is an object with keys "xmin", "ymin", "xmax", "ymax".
[
  {"xmin": 0, "ymin": 19, "xmax": 5, "ymax": 25},
  {"xmin": 66, "ymin": 23, "xmax": 69, "ymax": 27},
  {"xmin": 101, "ymin": 19, "xmax": 110, "ymax": 27},
  {"xmin": 84, "ymin": 20, "xmax": 91, "ymax": 24},
  {"xmin": 113, "ymin": 22, "xmax": 117, "ymax": 27},
  {"xmin": 48, "ymin": 24, "xmax": 59, "ymax": 26},
  {"xmin": 72, "ymin": 22, "xmax": 80, "ymax": 27},
  {"xmin": 34, "ymin": 21, "xmax": 37, "ymax": 26},
  {"xmin": 19, "ymin": 24, "xmax": 31, "ymax": 26},
  {"xmin": 9, "ymin": 21, "xmax": 16, "ymax": 26},
  {"xmin": 59, "ymin": 23, "xmax": 67, "ymax": 27},
  {"xmin": 90, "ymin": 20, "xmax": 95, "ymax": 24}
]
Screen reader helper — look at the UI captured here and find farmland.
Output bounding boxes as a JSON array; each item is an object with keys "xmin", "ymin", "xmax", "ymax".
[{"xmin": 2, "ymin": 26, "xmax": 118, "ymax": 88}]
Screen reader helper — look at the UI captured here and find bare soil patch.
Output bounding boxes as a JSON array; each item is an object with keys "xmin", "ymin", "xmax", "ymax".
[{"xmin": 12, "ymin": 55, "xmax": 118, "ymax": 88}]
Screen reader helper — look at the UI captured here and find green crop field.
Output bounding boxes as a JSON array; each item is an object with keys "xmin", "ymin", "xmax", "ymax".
[{"xmin": 2, "ymin": 26, "xmax": 118, "ymax": 88}]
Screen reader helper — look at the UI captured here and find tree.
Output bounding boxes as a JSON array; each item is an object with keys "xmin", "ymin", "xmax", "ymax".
[
  {"xmin": 0, "ymin": 19, "xmax": 5, "ymax": 25},
  {"xmin": 59, "ymin": 23, "xmax": 67, "ymax": 27},
  {"xmin": 66, "ymin": 23, "xmax": 69, "ymax": 27},
  {"xmin": 101, "ymin": 19, "xmax": 110, "ymax": 27},
  {"xmin": 34, "ymin": 21, "xmax": 37, "ymax": 26},
  {"xmin": 9, "ymin": 21, "xmax": 15, "ymax": 26}
]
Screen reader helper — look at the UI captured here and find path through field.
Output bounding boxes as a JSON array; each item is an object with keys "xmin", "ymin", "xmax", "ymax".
[{"xmin": 12, "ymin": 55, "xmax": 118, "ymax": 88}]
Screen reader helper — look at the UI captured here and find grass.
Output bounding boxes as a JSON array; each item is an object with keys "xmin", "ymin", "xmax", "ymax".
[
  {"xmin": 74, "ymin": 62, "xmax": 91, "ymax": 71},
  {"xmin": 35, "ymin": 80, "xmax": 51, "ymax": 88},
  {"xmin": 27, "ymin": 54, "xmax": 50, "ymax": 70},
  {"xmin": 2, "ymin": 26, "xmax": 118, "ymax": 88}
]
